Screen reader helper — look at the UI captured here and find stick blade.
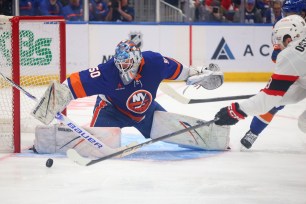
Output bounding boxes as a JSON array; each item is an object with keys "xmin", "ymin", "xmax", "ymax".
[
  {"xmin": 159, "ymin": 83, "xmax": 190, "ymax": 104},
  {"xmin": 66, "ymin": 142, "xmax": 140, "ymax": 166},
  {"xmin": 67, "ymin": 149, "xmax": 91, "ymax": 166}
]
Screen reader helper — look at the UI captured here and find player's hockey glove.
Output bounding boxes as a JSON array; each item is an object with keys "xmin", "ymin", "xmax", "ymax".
[
  {"xmin": 187, "ymin": 63, "xmax": 224, "ymax": 90},
  {"xmin": 214, "ymin": 102, "xmax": 247, "ymax": 126}
]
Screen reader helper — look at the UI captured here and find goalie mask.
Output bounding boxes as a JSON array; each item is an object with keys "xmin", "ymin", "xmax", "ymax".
[
  {"xmin": 114, "ymin": 40, "xmax": 143, "ymax": 85},
  {"xmin": 271, "ymin": 15, "xmax": 306, "ymax": 50}
]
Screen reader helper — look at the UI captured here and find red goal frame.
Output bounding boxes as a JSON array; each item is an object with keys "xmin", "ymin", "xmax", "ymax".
[{"xmin": 8, "ymin": 16, "xmax": 66, "ymax": 153}]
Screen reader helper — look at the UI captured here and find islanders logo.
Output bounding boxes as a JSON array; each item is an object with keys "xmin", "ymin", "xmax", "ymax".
[{"xmin": 126, "ymin": 90, "xmax": 152, "ymax": 114}]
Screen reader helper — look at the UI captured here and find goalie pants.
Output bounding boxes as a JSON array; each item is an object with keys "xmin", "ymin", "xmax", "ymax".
[{"xmin": 90, "ymin": 96, "xmax": 166, "ymax": 138}]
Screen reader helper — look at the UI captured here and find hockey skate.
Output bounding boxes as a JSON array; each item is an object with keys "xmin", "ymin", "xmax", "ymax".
[{"xmin": 240, "ymin": 130, "xmax": 258, "ymax": 149}]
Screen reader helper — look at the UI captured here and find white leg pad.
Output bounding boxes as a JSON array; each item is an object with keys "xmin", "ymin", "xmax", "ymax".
[
  {"xmin": 150, "ymin": 111, "xmax": 230, "ymax": 150},
  {"xmin": 34, "ymin": 124, "xmax": 121, "ymax": 158}
]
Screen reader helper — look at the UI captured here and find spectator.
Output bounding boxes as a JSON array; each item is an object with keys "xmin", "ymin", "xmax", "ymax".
[
  {"xmin": 0, "ymin": 0, "xmax": 13, "ymax": 15},
  {"xmin": 203, "ymin": 0, "xmax": 226, "ymax": 22},
  {"xmin": 60, "ymin": 0, "xmax": 70, "ymax": 6},
  {"xmin": 38, "ymin": 0, "xmax": 63, "ymax": 16},
  {"xmin": 222, "ymin": 0, "xmax": 242, "ymax": 22},
  {"xmin": 229, "ymin": 0, "xmax": 243, "ymax": 22},
  {"xmin": 282, "ymin": 0, "xmax": 306, "ymax": 16},
  {"xmin": 244, "ymin": 0, "xmax": 263, "ymax": 23},
  {"xmin": 165, "ymin": 0, "xmax": 179, "ymax": 7},
  {"xmin": 20, "ymin": 0, "xmax": 39, "ymax": 16},
  {"xmin": 89, "ymin": 0, "xmax": 109, "ymax": 21},
  {"xmin": 194, "ymin": 0, "xmax": 205, "ymax": 21},
  {"xmin": 271, "ymin": 0, "xmax": 283, "ymax": 23},
  {"xmin": 221, "ymin": 0, "xmax": 232, "ymax": 10},
  {"xmin": 301, "ymin": 8, "xmax": 306, "ymax": 20},
  {"xmin": 62, "ymin": 0, "xmax": 84, "ymax": 21},
  {"xmin": 105, "ymin": 0, "xmax": 134, "ymax": 22},
  {"xmin": 257, "ymin": 0, "xmax": 272, "ymax": 23}
]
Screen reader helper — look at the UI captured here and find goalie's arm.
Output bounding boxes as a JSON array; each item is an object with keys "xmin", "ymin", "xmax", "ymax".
[
  {"xmin": 32, "ymin": 67, "xmax": 107, "ymax": 125},
  {"xmin": 164, "ymin": 59, "xmax": 224, "ymax": 90}
]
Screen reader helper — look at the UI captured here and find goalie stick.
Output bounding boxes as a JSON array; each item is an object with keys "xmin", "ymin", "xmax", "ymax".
[
  {"xmin": 66, "ymin": 119, "xmax": 216, "ymax": 166},
  {"xmin": 159, "ymin": 83, "xmax": 254, "ymax": 104},
  {"xmin": 0, "ymin": 72, "xmax": 139, "ymax": 157}
]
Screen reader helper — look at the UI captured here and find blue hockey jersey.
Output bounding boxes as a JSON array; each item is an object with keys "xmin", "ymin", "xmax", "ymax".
[{"xmin": 66, "ymin": 51, "xmax": 183, "ymax": 122}]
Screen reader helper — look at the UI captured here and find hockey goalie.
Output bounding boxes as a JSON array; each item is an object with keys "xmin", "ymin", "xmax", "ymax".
[{"xmin": 32, "ymin": 39, "xmax": 230, "ymax": 159}]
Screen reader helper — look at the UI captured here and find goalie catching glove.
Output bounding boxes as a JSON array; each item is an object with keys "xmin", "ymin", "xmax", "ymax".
[
  {"xmin": 187, "ymin": 63, "xmax": 224, "ymax": 90},
  {"xmin": 31, "ymin": 81, "xmax": 74, "ymax": 125}
]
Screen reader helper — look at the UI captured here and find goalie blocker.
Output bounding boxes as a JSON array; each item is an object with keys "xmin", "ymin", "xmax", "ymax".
[{"xmin": 31, "ymin": 81, "xmax": 73, "ymax": 125}]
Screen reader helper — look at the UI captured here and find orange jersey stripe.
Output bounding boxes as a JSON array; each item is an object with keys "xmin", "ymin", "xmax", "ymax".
[
  {"xmin": 69, "ymin": 73, "xmax": 87, "ymax": 98},
  {"xmin": 258, "ymin": 112, "xmax": 274, "ymax": 123},
  {"xmin": 135, "ymin": 59, "xmax": 145, "ymax": 81},
  {"xmin": 99, "ymin": 97, "xmax": 145, "ymax": 122},
  {"xmin": 167, "ymin": 57, "xmax": 182, "ymax": 80},
  {"xmin": 139, "ymin": 58, "xmax": 145, "ymax": 72},
  {"xmin": 115, "ymin": 105, "xmax": 145, "ymax": 122},
  {"xmin": 90, "ymin": 100, "xmax": 107, "ymax": 127}
]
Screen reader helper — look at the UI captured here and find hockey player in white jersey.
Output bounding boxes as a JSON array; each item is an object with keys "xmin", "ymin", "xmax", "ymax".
[
  {"xmin": 214, "ymin": 15, "xmax": 306, "ymax": 143},
  {"xmin": 240, "ymin": 14, "xmax": 306, "ymax": 149}
]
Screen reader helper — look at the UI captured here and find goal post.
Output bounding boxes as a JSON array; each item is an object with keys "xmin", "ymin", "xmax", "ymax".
[{"xmin": 0, "ymin": 16, "xmax": 66, "ymax": 153}]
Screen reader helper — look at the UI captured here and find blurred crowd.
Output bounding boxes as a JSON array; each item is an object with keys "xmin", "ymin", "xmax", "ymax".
[
  {"xmin": 0, "ymin": 0, "xmax": 134, "ymax": 21},
  {"xmin": 0, "ymin": 0, "xmax": 305, "ymax": 23},
  {"xmin": 191, "ymin": 0, "xmax": 288, "ymax": 23}
]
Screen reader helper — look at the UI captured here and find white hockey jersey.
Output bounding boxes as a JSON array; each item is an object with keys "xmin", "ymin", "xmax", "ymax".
[{"xmin": 240, "ymin": 36, "xmax": 306, "ymax": 116}]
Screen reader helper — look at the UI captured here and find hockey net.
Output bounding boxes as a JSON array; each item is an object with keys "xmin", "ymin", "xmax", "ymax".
[{"xmin": 0, "ymin": 16, "xmax": 66, "ymax": 153}]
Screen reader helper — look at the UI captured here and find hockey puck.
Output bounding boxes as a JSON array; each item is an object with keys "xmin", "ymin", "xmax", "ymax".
[{"xmin": 46, "ymin": 158, "xmax": 53, "ymax": 168}]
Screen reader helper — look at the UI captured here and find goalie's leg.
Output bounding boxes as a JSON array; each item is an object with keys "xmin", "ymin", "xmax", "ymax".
[
  {"xmin": 90, "ymin": 96, "xmax": 133, "ymax": 128},
  {"xmin": 150, "ymin": 111, "xmax": 230, "ymax": 150},
  {"xmin": 133, "ymin": 101, "xmax": 166, "ymax": 138},
  {"xmin": 34, "ymin": 124, "xmax": 121, "ymax": 158},
  {"xmin": 91, "ymin": 97, "xmax": 167, "ymax": 139}
]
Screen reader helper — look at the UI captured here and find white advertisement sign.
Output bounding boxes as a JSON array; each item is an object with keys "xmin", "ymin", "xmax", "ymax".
[
  {"xmin": 192, "ymin": 25, "xmax": 274, "ymax": 72},
  {"xmin": 88, "ymin": 24, "xmax": 189, "ymax": 68},
  {"xmin": 66, "ymin": 24, "xmax": 89, "ymax": 73},
  {"xmin": 66, "ymin": 24, "xmax": 274, "ymax": 75}
]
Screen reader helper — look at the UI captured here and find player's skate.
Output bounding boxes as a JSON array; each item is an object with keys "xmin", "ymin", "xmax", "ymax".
[{"xmin": 240, "ymin": 130, "xmax": 258, "ymax": 150}]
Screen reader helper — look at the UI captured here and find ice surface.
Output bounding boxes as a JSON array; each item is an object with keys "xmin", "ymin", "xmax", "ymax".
[{"xmin": 1, "ymin": 82, "xmax": 305, "ymax": 204}]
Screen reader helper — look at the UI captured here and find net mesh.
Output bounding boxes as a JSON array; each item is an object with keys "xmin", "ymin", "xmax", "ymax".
[{"xmin": 0, "ymin": 16, "xmax": 63, "ymax": 152}]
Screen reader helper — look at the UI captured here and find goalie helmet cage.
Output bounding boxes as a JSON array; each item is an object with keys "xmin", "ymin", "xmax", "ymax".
[{"xmin": 0, "ymin": 16, "xmax": 66, "ymax": 153}]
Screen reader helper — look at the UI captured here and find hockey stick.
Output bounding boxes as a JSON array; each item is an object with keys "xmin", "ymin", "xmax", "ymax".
[
  {"xmin": 159, "ymin": 83, "xmax": 254, "ymax": 104},
  {"xmin": 67, "ymin": 119, "xmax": 216, "ymax": 166},
  {"xmin": 0, "ymin": 72, "xmax": 128, "ymax": 155}
]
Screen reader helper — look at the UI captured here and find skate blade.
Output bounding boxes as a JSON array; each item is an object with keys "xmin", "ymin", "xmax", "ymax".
[{"xmin": 240, "ymin": 145, "xmax": 250, "ymax": 152}]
